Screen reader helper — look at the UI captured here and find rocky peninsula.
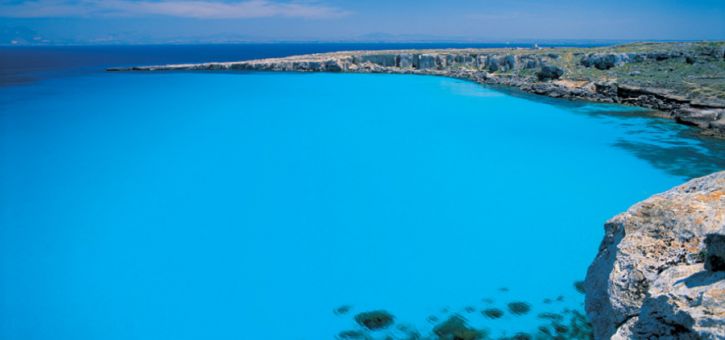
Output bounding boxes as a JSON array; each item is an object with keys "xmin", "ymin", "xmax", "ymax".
[{"xmin": 110, "ymin": 41, "xmax": 725, "ymax": 137}]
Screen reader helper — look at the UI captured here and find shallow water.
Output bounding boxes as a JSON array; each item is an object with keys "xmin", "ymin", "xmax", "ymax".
[{"xmin": 1, "ymin": 68, "xmax": 723, "ymax": 339}]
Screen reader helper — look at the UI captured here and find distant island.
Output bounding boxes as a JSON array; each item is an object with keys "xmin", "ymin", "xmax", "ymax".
[{"xmin": 111, "ymin": 41, "xmax": 725, "ymax": 138}]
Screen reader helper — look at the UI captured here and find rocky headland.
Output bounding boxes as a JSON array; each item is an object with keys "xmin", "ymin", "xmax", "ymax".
[
  {"xmin": 585, "ymin": 171, "xmax": 724, "ymax": 339},
  {"xmin": 110, "ymin": 41, "xmax": 725, "ymax": 137}
]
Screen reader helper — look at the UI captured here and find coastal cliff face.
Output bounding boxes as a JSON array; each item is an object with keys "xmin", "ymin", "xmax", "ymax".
[
  {"xmin": 585, "ymin": 171, "xmax": 725, "ymax": 339},
  {"xmin": 111, "ymin": 42, "xmax": 725, "ymax": 137}
]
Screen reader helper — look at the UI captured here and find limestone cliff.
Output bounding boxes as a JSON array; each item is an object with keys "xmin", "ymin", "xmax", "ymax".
[
  {"xmin": 585, "ymin": 171, "xmax": 725, "ymax": 339},
  {"xmin": 110, "ymin": 42, "xmax": 725, "ymax": 137}
]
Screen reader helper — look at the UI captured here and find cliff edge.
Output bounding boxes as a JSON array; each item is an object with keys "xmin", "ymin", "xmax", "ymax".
[
  {"xmin": 585, "ymin": 171, "xmax": 725, "ymax": 339},
  {"xmin": 110, "ymin": 42, "xmax": 725, "ymax": 138}
]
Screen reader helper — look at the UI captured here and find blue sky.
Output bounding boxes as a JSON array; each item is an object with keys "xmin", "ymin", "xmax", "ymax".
[{"xmin": 1, "ymin": 0, "xmax": 723, "ymax": 44}]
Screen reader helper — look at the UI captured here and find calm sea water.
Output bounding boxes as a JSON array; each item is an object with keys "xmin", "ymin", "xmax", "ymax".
[{"xmin": 1, "ymin": 45, "xmax": 723, "ymax": 339}]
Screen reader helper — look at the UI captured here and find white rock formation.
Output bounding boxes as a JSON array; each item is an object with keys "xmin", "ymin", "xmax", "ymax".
[{"xmin": 585, "ymin": 171, "xmax": 725, "ymax": 339}]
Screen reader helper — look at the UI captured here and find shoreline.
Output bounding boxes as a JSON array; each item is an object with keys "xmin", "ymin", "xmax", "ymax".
[{"xmin": 109, "ymin": 42, "xmax": 725, "ymax": 138}]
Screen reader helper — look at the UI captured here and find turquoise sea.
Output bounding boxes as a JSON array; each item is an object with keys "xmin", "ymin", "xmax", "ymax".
[{"xmin": 1, "ymin": 46, "xmax": 723, "ymax": 339}]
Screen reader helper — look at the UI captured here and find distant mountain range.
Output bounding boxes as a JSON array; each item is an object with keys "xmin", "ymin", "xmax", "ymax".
[{"xmin": 0, "ymin": 24, "xmax": 655, "ymax": 46}]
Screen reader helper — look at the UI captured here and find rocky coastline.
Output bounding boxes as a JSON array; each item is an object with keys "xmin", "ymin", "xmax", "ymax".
[
  {"xmin": 110, "ymin": 42, "xmax": 725, "ymax": 339},
  {"xmin": 110, "ymin": 42, "xmax": 725, "ymax": 138}
]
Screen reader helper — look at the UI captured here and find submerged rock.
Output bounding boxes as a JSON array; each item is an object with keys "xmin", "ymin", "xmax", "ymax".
[
  {"xmin": 585, "ymin": 171, "xmax": 725, "ymax": 339},
  {"xmin": 482, "ymin": 308, "xmax": 504, "ymax": 319},
  {"xmin": 507, "ymin": 302, "xmax": 531, "ymax": 316},
  {"xmin": 536, "ymin": 309, "xmax": 593, "ymax": 339},
  {"xmin": 395, "ymin": 324, "xmax": 422, "ymax": 340},
  {"xmin": 432, "ymin": 315, "xmax": 486, "ymax": 340},
  {"xmin": 537, "ymin": 312, "xmax": 563, "ymax": 321},
  {"xmin": 334, "ymin": 305, "xmax": 352, "ymax": 315},
  {"xmin": 508, "ymin": 332, "xmax": 532, "ymax": 340},
  {"xmin": 337, "ymin": 330, "xmax": 372, "ymax": 340},
  {"xmin": 537, "ymin": 326, "xmax": 552, "ymax": 336},
  {"xmin": 553, "ymin": 323, "xmax": 569, "ymax": 334},
  {"xmin": 565, "ymin": 310, "xmax": 594, "ymax": 339},
  {"xmin": 354, "ymin": 310, "xmax": 395, "ymax": 330}
]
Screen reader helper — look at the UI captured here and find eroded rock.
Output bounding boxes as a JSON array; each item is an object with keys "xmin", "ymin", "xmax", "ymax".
[
  {"xmin": 537, "ymin": 64, "xmax": 564, "ymax": 81},
  {"xmin": 675, "ymin": 107, "xmax": 724, "ymax": 129},
  {"xmin": 581, "ymin": 53, "xmax": 631, "ymax": 70},
  {"xmin": 585, "ymin": 171, "xmax": 725, "ymax": 339},
  {"xmin": 704, "ymin": 233, "xmax": 725, "ymax": 271}
]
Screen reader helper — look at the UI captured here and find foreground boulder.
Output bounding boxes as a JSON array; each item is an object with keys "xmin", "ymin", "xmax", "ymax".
[{"xmin": 585, "ymin": 171, "xmax": 725, "ymax": 339}]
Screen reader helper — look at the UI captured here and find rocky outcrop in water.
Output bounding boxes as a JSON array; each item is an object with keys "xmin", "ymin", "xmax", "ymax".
[
  {"xmin": 110, "ymin": 42, "xmax": 725, "ymax": 138},
  {"xmin": 585, "ymin": 171, "xmax": 725, "ymax": 339}
]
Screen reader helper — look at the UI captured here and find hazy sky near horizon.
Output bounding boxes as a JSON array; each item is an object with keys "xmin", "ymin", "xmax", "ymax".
[{"xmin": 1, "ymin": 0, "xmax": 723, "ymax": 43}]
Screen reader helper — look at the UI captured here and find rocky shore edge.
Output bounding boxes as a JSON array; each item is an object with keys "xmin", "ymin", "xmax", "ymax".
[
  {"xmin": 109, "ymin": 43, "xmax": 725, "ymax": 138},
  {"xmin": 585, "ymin": 171, "xmax": 724, "ymax": 339}
]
